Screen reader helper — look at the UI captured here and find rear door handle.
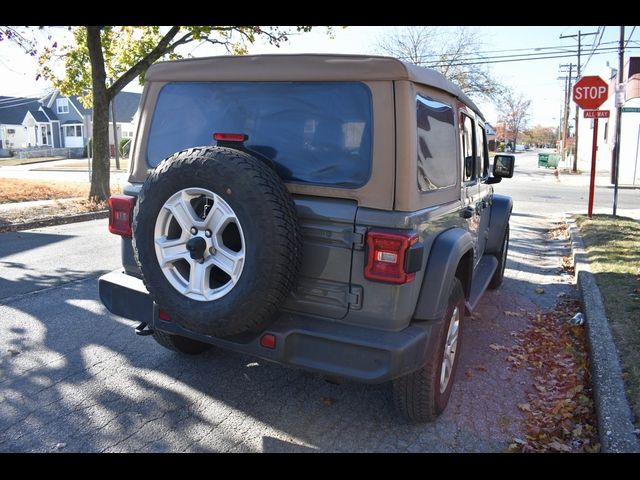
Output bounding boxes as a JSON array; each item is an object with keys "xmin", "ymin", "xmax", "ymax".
[{"xmin": 460, "ymin": 206, "xmax": 474, "ymax": 219}]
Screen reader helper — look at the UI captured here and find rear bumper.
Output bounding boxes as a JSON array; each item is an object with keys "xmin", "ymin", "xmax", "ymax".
[{"xmin": 99, "ymin": 269, "xmax": 433, "ymax": 383}]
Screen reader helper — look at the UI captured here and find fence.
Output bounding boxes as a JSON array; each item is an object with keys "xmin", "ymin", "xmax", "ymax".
[
  {"xmin": 15, "ymin": 147, "xmax": 71, "ymax": 159},
  {"xmin": 12, "ymin": 147, "xmax": 85, "ymax": 159}
]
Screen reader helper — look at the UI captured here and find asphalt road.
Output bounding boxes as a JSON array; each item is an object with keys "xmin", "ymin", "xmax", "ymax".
[
  {"xmin": 495, "ymin": 151, "xmax": 639, "ymax": 220},
  {"xmin": 0, "ymin": 155, "xmax": 625, "ymax": 452}
]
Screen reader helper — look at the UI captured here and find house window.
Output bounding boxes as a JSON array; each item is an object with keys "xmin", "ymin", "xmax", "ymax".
[
  {"xmin": 65, "ymin": 125, "xmax": 82, "ymax": 137},
  {"xmin": 56, "ymin": 98, "xmax": 69, "ymax": 114}
]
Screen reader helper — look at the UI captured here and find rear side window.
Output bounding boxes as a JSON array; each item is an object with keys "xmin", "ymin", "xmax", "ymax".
[
  {"xmin": 416, "ymin": 95, "xmax": 457, "ymax": 192},
  {"xmin": 477, "ymin": 123, "xmax": 489, "ymax": 178},
  {"xmin": 146, "ymin": 82, "xmax": 373, "ymax": 188},
  {"xmin": 461, "ymin": 113, "xmax": 476, "ymax": 182}
]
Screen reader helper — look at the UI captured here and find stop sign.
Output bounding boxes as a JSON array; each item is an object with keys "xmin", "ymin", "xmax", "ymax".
[{"xmin": 573, "ymin": 76, "xmax": 609, "ymax": 110}]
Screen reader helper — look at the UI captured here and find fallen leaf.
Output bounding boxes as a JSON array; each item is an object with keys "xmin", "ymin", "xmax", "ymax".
[
  {"xmin": 55, "ymin": 442, "xmax": 66, "ymax": 450},
  {"xmin": 535, "ymin": 287, "xmax": 545, "ymax": 294},
  {"xmin": 518, "ymin": 403, "xmax": 531, "ymax": 412},
  {"xmin": 504, "ymin": 310, "xmax": 522, "ymax": 317},
  {"xmin": 548, "ymin": 441, "xmax": 571, "ymax": 452},
  {"xmin": 465, "ymin": 369, "xmax": 473, "ymax": 380},
  {"xmin": 534, "ymin": 384, "xmax": 546, "ymax": 393},
  {"xmin": 489, "ymin": 343, "xmax": 507, "ymax": 351},
  {"xmin": 322, "ymin": 397, "xmax": 336, "ymax": 406}
]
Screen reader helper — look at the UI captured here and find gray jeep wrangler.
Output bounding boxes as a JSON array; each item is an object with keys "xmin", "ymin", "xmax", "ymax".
[{"xmin": 99, "ymin": 54, "xmax": 514, "ymax": 422}]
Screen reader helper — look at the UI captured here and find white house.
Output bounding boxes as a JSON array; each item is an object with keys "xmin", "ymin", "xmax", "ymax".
[
  {"xmin": 576, "ymin": 57, "xmax": 640, "ymax": 186},
  {"xmin": 0, "ymin": 90, "xmax": 141, "ymax": 157}
]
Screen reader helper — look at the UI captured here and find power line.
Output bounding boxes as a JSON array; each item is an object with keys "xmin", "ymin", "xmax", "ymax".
[
  {"xmin": 418, "ymin": 46, "xmax": 638, "ymax": 68},
  {"xmin": 582, "ymin": 27, "xmax": 606, "ymax": 72},
  {"xmin": 419, "ymin": 45, "xmax": 627, "ymax": 67},
  {"xmin": 394, "ymin": 39, "xmax": 628, "ymax": 66},
  {"xmin": 625, "ymin": 26, "xmax": 637, "ymax": 49}
]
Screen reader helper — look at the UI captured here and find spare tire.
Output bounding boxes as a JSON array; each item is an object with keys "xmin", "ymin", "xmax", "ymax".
[{"xmin": 132, "ymin": 146, "xmax": 302, "ymax": 337}]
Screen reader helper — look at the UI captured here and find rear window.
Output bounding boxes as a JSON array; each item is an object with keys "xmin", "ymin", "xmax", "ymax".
[{"xmin": 146, "ymin": 82, "xmax": 373, "ymax": 188}]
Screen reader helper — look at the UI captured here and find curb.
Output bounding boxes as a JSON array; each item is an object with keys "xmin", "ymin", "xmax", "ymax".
[
  {"xmin": 0, "ymin": 210, "xmax": 109, "ymax": 233},
  {"xmin": 566, "ymin": 215, "xmax": 640, "ymax": 452}
]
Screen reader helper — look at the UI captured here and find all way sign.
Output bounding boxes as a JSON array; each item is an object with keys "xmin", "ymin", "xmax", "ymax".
[{"xmin": 584, "ymin": 110, "xmax": 610, "ymax": 118}]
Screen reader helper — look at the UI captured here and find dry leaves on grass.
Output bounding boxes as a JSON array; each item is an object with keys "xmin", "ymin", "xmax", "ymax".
[
  {"xmin": 507, "ymin": 298, "xmax": 600, "ymax": 453},
  {"xmin": 0, "ymin": 178, "xmax": 89, "ymax": 203},
  {"xmin": 0, "ymin": 198, "xmax": 107, "ymax": 227}
]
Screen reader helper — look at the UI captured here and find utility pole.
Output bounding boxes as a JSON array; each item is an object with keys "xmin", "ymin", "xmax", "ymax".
[
  {"xmin": 612, "ymin": 26, "xmax": 625, "ymax": 217},
  {"xmin": 560, "ymin": 30, "xmax": 598, "ymax": 172},
  {"xmin": 559, "ymin": 63, "xmax": 576, "ymax": 166},
  {"xmin": 557, "ymin": 75, "xmax": 569, "ymax": 156}
]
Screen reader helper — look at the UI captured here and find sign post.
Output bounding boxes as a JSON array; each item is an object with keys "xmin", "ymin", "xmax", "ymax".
[{"xmin": 573, "ymin": 76, "xmax": 609, "ymax": 218}]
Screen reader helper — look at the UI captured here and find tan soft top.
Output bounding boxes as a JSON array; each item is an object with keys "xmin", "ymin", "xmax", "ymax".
[{"xmin": 145, "ymin": 53, "xmax": 483, "ymax": 120}]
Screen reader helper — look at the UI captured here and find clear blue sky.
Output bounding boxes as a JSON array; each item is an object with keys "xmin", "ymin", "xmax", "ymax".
[{"xmin": 1, "ymin": 26, "xmax": 637, "ymax": 128}]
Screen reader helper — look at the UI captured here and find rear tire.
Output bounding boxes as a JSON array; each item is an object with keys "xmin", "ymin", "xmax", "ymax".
[
  {"xmin": 393, "ymin": 278, "xmax": 465, "ymax": 422},
  {"xmin": 489, "ymin": 225, "xmax": 509, "ymax": 290},
  {"xmin": 152, "ymin": 330, "xmax": 212, "ymax": 355}
]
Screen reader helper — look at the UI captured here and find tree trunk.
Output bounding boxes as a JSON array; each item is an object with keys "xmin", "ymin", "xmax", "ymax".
[
  {"xmin": 111, "ymin": 99, "xmax": 120, "ymax": 170},
  {"xmin": 86, "ymin": 26, "xmax": 112, "ymax": 203}
]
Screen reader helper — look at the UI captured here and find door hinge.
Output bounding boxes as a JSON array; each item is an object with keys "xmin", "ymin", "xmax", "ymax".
[
  {"xmin": 348, "ymin": 286, "xmax": 363, "ymax": 310},
  {"xmin": 352, "ymin": 226, "xmax": 367, "ymax": 249}
]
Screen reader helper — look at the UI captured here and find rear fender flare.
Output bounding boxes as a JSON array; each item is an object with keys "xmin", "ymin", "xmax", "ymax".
[
  {"xmin": 485, "ymin": 194, "xmax": 513, "ymax": 254},
  {"xmin": 413, "ymin": 228, "xmax": 474, "ymax": 322}
]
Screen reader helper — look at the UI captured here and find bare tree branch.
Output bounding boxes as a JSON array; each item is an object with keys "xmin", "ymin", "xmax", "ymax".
[
  {"xmin": 496, "ymin": 88, "xmax": 532, "ymax": 148},
  {"xmin": 376, "ymin": 26, "xmax": 503, "ymax": 101}
]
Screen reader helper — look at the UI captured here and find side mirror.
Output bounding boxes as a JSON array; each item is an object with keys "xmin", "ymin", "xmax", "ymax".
[{"xmin": 493, "ymin": 154, "xmax": 515, "ymax": 178}]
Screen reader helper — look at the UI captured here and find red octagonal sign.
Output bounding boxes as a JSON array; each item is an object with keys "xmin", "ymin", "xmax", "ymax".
[{"xmin": 573, "ymin": 75, "xmax": 609, "ymax": 110}]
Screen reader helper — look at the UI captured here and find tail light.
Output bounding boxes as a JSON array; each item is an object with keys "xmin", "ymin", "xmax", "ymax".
[
  {"xmin": 108, "ymin": 195, "xmax": 136, "ymax": 238},
  {"xmin": 364, "ymin": 230, "xmax": 423, "ymax": 284},
  {"xmin": 213, "ymin": 132, "xmax": 248, "ymax": 142}
]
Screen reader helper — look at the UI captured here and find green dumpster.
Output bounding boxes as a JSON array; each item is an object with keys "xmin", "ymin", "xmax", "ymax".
[
  {"xmin": 538, "ymin": 153, "xmax": 549, "ymax": 168},
  {"xmin": 547, "ymin": 154, "xmax": 560, "ymax": 168}
]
